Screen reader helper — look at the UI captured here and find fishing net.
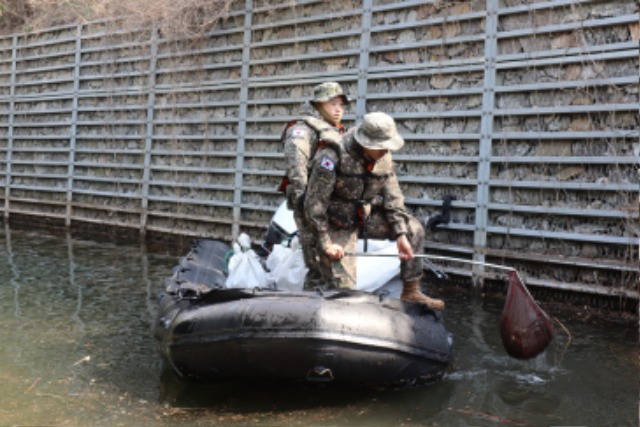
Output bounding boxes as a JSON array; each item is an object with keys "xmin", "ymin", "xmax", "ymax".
[{"xmin": 500, "ymin": 271, "xmax": 555, "ymax": 360}]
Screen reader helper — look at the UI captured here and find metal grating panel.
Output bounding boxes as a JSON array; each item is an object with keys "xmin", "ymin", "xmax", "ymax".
[{"xmin": 0, "ymin": 0, "xmax": 636, "ymax": 297}]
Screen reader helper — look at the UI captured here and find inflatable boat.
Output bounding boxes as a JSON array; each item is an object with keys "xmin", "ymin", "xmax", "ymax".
[{"xmin": 154, "ymin": 237, "xmax": 454, "ymax": 387}]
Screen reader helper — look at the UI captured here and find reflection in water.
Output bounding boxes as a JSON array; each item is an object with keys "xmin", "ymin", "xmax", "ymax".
[
  {"xmin": 6, "ymin": 223, "xmax": 20, "ymax": 318},
  {"xmin": 0, "ymin": 226, "xmax": 637, "ymax": 427},
  {"xmin": 67, "ymin": 231, "xmax": 86, "ymax": 347}
]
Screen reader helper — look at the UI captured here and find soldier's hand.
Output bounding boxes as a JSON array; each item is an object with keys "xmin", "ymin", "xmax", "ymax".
[
  {"xmin": 325, "ymin": 244, "xmax": 345, "ymax": 260},
  {"xmin": 397, "ymin": 235, "xmax": 414, "ymax": 261}
]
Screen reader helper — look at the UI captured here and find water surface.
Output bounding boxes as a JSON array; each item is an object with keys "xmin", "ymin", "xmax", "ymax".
[{"xmin": 0, "ymin": 225, "xmax": 637, "ymax": 426}]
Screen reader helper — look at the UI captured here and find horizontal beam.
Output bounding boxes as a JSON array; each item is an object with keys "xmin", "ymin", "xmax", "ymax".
[
  {"xmin": 147, "ymin": 210, "xmax": 234, "ymax": 224},
  {"xmin": 493, "ymin": 130, "xmax": 639, "ymax": 139},
  {"xmin": 494, "ymin": 103, "xmax": 639, "ymax": 116},
  {"xmin": 497, "ymin": 49, "xmax": 639, "ymax": 71},
  {"xmin": 497, "ymin": 41, "xmax": 639, "ymax": 64},
  {"xmin": 488, "ymin": 179, "xmax": 636, "ymax": 192},
  {"xmin": 498, "ymin": 15, "xmax": 640, "ymax": 40},
  {"xmin": 496, "ymin": 76, "xmax": 639, "ymax": 93},
  {"xmin": 372, "ymin": 11, "xmax": 486, "ymax": 34},
  {"xmin": 490, "ymin": 156, "xmax": 638, "ymax": 165},
  {"xmin": 407, "ymin": 198, "xmax": 637, "ymax": 220},
  {"xmin": 251, "ymin": 8, "xmax": 362, "ymax": 32},
  {"xmin": 484, "ymin": 247, "xmax": 638, "ymax": 273},
  {"xmin": 146, "ymin": 194, "xmax": 234, "ymax": 208},
  {"xmin": 149, "ymin": 181, "xmax": 234, "ymax": 191},
  {"xmin": 499, "ymin": 0, "xmax": 597, "ymax": 16}
]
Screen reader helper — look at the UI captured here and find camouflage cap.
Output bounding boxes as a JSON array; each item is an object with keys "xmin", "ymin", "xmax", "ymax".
[
  {"xmin": 309, "ymin": 82, "xmax": 352, "ymax": 106},
  {"xmin": 354, "ymin": 112, "xmax": 404, "ymax": 151}
]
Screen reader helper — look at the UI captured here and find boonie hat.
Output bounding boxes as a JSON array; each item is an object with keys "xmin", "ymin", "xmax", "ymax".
[
  {"xmin": 354, "ymin": 112, "xmax": 404, "ymax": 151},
  {"xmin": 309, "ymin": 82, "xmax": 352, "ymax": 106}
]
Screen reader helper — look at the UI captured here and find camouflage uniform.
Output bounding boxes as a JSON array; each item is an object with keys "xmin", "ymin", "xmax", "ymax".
[
  {"xmin": 305, "ymin": 129, "xmax": 425, "ymax": 289},
  {"xmin": 281, "ymin": 82, "xmax": 350, "ymax": 287}
]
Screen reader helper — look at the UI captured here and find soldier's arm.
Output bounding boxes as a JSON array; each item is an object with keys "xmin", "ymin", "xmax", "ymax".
[
  {"xmin": 381, "ymin": 165, "xmax": 409, "ymax": 238},
  {"xmin": 283, "ymin": 123, "xmax": 315, "ymax": 206},
  {"xmin": 304, "ymin": 148, "xmax": 338, "ymax": 251}
]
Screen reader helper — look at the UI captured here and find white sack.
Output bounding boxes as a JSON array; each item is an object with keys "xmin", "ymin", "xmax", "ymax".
[
  {"xmin": 225, "ymin": 234, "xmax": 269, "ymax": 289},
  {"xmin": 266, "ymin": 237, "xmax": 308, "ymax": 291},
  {"xmin": 355, "ymin": 239, "xmax": 401, "ymax": 292}
]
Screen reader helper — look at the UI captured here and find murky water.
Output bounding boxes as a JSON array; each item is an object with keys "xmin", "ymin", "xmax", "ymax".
[{"xmin": 0, "ymin": 225, "xmax": 637, "ymax": 427}]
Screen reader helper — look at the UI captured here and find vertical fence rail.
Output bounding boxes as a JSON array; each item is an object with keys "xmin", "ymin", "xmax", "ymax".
[
  {"xmin": 3, "ymin": 35, "xmax": 17, "ymax": 220},
  {"xmin": 140, "ymin": 26, "xmax": 159, "ymax": 233},
  {"xmin": 472, "ymin": 0, "xmax": 499, "ymax": 285},
  {"xmin": 66, "ymin": 25, "xmax": 83, "ymax": 227},
  {"xmin": 356, "ymin": 0, "xmax": 373, "ymax": 121},
  {"xmin": 232, "ymin": 0, "xmax": 254, "ymax": 239}
]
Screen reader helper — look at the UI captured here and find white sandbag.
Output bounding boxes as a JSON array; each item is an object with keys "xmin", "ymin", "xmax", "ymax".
[
  {"xmin": 265, "ymin": 242, "xmax": 290, "ymax": 275},
  {"xmin": 355, "ymin": 239, "xmax": 401, "ymax": 293},
  {"xmin": 266, "ymin": 237, "xmax": 308, "ymax": 291},
  {"xmin": 225, "ymin": 234, "xmax": 269, "ymax": 289}
]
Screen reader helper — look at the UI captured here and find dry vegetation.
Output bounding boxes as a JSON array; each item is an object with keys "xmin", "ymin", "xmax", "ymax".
[{"xmin": 0, "ymin": 0, "xmax": 240, "ymax": 36}]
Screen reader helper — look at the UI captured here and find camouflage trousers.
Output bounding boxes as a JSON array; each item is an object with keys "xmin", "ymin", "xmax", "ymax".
[
  {"xmin": 316, "ymin": 211, "xmax": 426, "ymax": 289},
  {"xmin": 293, "ymin": 207, "xmax": 323, "ymax": 288}
]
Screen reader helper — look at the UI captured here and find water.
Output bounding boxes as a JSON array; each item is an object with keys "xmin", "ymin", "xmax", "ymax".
[{"xmin": 0, "ymin": 225, "xmax": 637, "ymax": 427}]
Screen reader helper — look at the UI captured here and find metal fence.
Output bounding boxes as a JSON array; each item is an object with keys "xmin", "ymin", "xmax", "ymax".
[{"xmin": 0, "ymin": 0, "xmax": 638, "ymax": 298}]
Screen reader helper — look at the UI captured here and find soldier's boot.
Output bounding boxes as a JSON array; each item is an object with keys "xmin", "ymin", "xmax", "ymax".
[
  {"xmin": 401, "ymin": 280, "xmax": 445, "ymax": 310},
  {"xmin": 303, "ymin": 269, "xmax": 323, "ymax": 290}
]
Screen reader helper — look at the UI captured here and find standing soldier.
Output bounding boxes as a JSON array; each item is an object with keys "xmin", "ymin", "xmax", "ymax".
[
  {"xmin": 305, "ymin": 112, "xmax": 445, "ymax": 310},
  {"xmin": 280, "ymin": 82, "xmax": 351, "ymax": 288}
]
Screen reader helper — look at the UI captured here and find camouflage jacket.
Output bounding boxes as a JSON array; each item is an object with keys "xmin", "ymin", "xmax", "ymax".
[
  {"xmin": 282, "ymin": 115, "xmax": 345, "ymax": 210},
  {"xmin": 305, "ymin": 130, "xmax": 409, "ymax": 250}
]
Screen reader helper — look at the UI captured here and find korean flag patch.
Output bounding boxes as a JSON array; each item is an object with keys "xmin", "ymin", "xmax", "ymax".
[{"xmin": 320, "ymin": 156, "xmax": 335, "ymax": 171}]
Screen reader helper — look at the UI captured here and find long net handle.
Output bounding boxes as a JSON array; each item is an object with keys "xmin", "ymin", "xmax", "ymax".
[
  {"xmin": 345, "ymin": 252, "xmax": 540, "ymax": 300},
  {"xmin": 345, "ymin": 252, "xmax": 515, "ymax": 272}
]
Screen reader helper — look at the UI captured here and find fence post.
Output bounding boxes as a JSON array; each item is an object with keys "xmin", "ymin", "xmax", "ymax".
[
  {"xmin": 3, "ymin": 35, "xmax": 17, "ymax": 221},
  {"xmin": 472, "ymin": 0, "xmax": 499, "ymax": 287},
  {"xmin": 355, "ymin": 0, "xmax": 373, "ymax": 120},
  {"xmin": 140, "ymin": 25, "xmax": 159, "ymax": 235},
  {"xmin": 232, "ymin": 0, "xmax": 254, "ymax": 240},
  {"xmin": 66, "ymin": 24, "xmax": 83, "ymax": 227}
]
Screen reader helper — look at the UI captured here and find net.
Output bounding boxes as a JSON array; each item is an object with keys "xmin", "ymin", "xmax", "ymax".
[{"xmin": 499, "ymin": 271, "xmax": 555, "ymax": 360}]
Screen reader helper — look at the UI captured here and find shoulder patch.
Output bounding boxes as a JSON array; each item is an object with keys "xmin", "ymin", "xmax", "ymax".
[
  {"xmin": 320, "ymin": 156, "xmax": 335, "ymax": 171},
  {"xmin": 291, "ymin": 128, "xmax": 308, "ymax": 138}
]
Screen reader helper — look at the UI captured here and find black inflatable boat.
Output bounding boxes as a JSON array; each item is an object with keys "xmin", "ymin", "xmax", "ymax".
[{"xmin": 154, "ymin": 239, "xmax": 454, "ymax": 387}]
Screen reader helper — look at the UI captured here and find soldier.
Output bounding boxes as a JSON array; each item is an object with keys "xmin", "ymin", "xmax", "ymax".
[
  {"xmin": 280, "ymin": 82, "xmax": 352, "ymax": 288},
  {"xmin": 305, "ymin": 112, "xmax": 445, "ymax": 310}
]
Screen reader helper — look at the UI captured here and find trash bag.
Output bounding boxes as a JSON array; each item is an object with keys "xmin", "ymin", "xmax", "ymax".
[
  {"xmin": 266, "ymin": 236, "xmax": 307, "ymax": 291},
  {"xmin": 265, "ymin": 241, "xmax": 290, "ymax": 277},
  {"xmin": 355, "ymin": 239, "xmax": 400, "ymax": 292},
  {"xmin": 225, "ymin": 234, "xmax": 269, "ymax": 289},
  {"xmin": 500, "ymin": 271, "xmax": 555, "ymax": 359}
]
